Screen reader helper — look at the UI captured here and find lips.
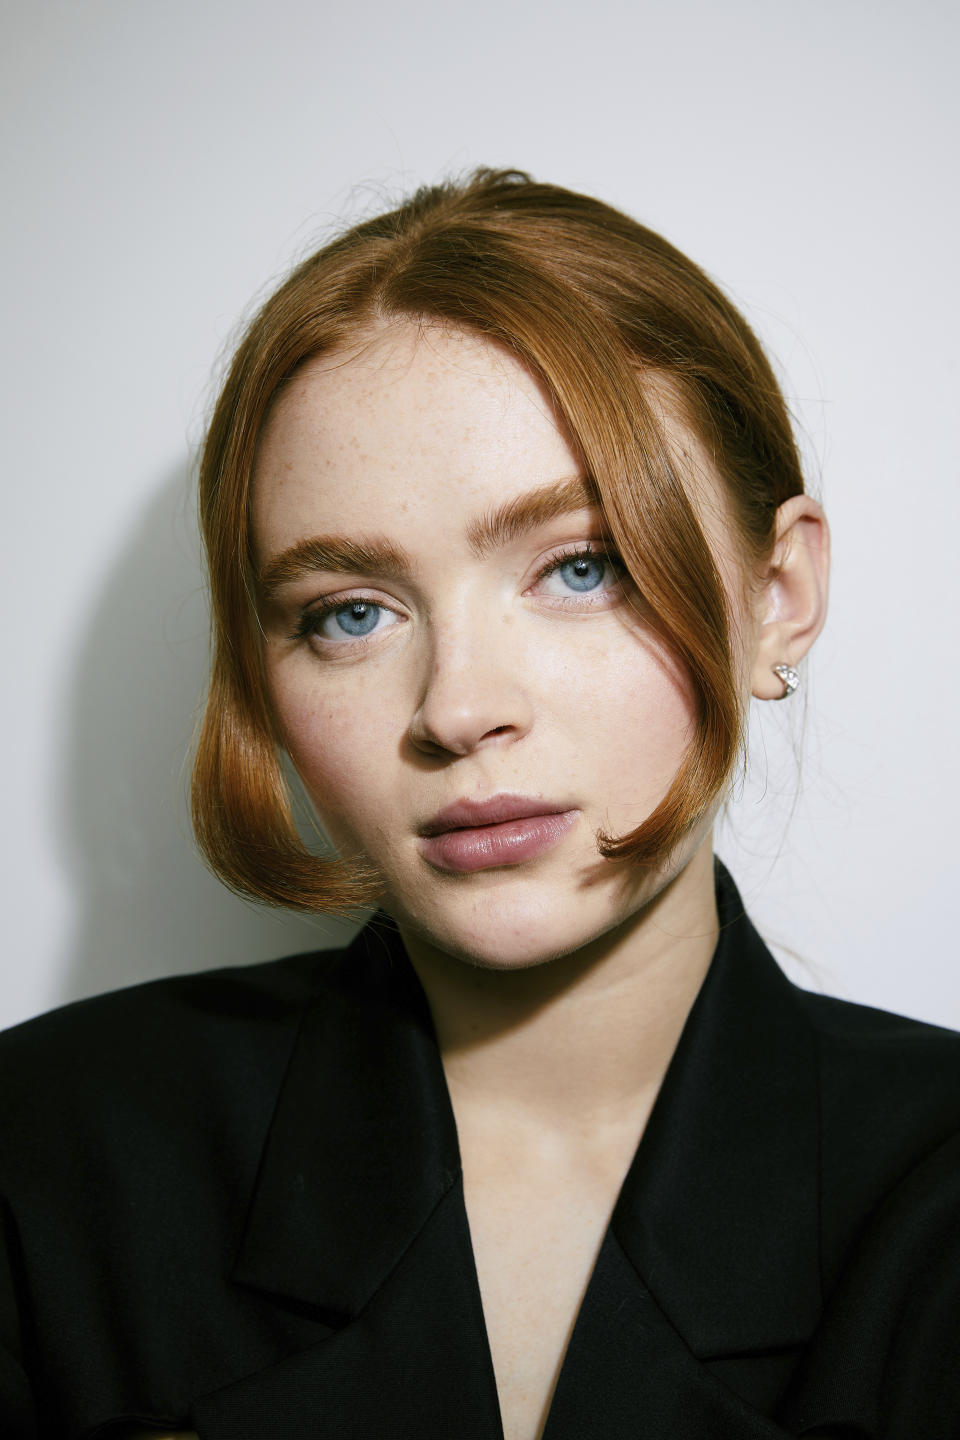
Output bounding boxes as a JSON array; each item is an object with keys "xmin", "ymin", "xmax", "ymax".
[
  {"xmin": 417, "ymin": 794, "xmax": 578, "ymax": 874},
  {"xmin": 418, "ymin": 793, "xmax": 573, "ymax": 836}
]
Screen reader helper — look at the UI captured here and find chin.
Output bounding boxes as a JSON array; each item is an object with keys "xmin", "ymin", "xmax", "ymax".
[
  {"xmin": 444, "ymin": 932, "xmax": 575, "ymax": 972},
  {"xmin": 387, "ymin": 877, "xmax": 629, "ymax": 973}
]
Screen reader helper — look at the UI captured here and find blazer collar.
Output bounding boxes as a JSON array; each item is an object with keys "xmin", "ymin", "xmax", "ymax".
[
  {"xmin": 231, "ymin": 915, "xmax": 462, "ymax": 1321},
  {"xmin": 612, "ymin": 862, "xmax": 822, "ymax": 1355},
  {"xmin": 231, "ymin": 862, "xmax": 821, "ymax": 1356}
]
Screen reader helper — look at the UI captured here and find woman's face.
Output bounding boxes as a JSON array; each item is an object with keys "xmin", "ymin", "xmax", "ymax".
[{"xmin": 253, "ymin": 322, "xmax": 747, "ymax": 969}]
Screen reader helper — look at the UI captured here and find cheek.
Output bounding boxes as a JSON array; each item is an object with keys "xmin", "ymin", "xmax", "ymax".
[
  {"xmin": 591, "ymin": 631, "xmax": 695, "ymax": 803},
  {"xmin": 270, "ymin": 669, "xmax": 399, "ymax": 843}
]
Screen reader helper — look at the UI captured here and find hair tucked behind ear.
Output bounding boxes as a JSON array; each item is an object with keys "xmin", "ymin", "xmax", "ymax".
[{"xmin": 191, "ymin": 168, "xmax": 804, "ymax": 913}]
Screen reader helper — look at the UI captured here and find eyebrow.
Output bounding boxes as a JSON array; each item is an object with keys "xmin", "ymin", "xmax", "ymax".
[{"xmin": 257, "ymin": 473, "xmax": 602, "ymax": 600}]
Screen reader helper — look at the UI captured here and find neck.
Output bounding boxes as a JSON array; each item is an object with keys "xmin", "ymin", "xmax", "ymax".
[{"xmin": 399, "ymin": 843, "xmax": 719, "ymax": 1148}]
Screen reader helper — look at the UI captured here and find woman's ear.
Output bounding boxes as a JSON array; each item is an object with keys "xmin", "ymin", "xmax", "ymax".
[{"xmin": 750, "ymin": 494, "xmax": 830, "ymax": 700}]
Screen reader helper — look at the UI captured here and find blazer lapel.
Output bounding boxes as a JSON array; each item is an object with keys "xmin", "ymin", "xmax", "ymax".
[
  {"xmin": 192, "ymin": 916, "xmax": 502, "ymax": 1438},
  {"xmin": 192, "ymin": 1177, "xmax": 501, "ymax": 1439},
  {"xmin": 540, "ymin": 864, "xmax": 824, "ymax": 1438},
  {"xmin": 544, "ymin": 1230, "xmax": 793, "ymax": 1440},
  {"xmin": 228, "ymin": 917, "xmax": 460, "ymax": 1320},
  {"xmin": 611, "ymin": 862, "xmax": 823, "ymax": 1359}
]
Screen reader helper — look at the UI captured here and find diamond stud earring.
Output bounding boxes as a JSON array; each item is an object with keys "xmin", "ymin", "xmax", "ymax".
[{"xmin": 772, "ymin": 663, "xmax": 800, "ymax": 699}]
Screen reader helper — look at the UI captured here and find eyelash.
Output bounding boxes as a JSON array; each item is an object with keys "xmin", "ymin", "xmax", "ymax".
[
  {"xmin": 532, "ymin": 541, "xmax": 626, "ymax": 596},
  {"xmin": 288, "ymin": 541, "xmax": 627, "ymax": 645}
]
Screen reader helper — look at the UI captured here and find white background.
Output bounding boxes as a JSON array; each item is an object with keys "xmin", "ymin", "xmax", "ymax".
[{"xmin": 2, "ymin": 0, "xmax": 957, "ymax": 1031}]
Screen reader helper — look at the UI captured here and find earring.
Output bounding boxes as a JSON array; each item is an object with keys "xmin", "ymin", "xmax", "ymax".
[{"xmin": 772, "ymin": 663, "xmax": 800, "ymax": 699}]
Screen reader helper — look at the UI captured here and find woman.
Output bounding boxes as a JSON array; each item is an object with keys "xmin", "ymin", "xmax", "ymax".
[{"xmin": 2, "ymin": 169, "xmax": 959, "ymax": 1440}]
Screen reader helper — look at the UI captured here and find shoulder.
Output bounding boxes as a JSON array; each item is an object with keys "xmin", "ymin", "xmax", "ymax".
[
  {"xmin": 717, "ymin": 862, "xmax": 960, "ymax": 1143},
  {"xmin": 0, "ymin": 945, "xmax": 369, "ymax": 1433},
  {"xmin": 797, "ymin": 985, "xmax": 960, "ymax": 1130},
  {"xmin": 780, "ymin": 997, "xmax": 960, "ymax": 1435},
  {"xmin": 799, "ymin": 978, "xmax": 960, "ymax": 1056},
  {"xmin": 0, "ymin": 945, "xmax": 352, "ymax": 1181},
  {"xmin": 789, "ymin": 985, "xmax": 960, "ymax": 1298},
  {"xmin": 0, "ymin": 945, "xmax": 341, "ymax": 1062}
]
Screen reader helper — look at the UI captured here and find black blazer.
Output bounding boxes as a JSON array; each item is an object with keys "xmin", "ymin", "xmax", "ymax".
[{"xmin": 2, "ymin": 866, "xmax": 960, "ymax": 1440}]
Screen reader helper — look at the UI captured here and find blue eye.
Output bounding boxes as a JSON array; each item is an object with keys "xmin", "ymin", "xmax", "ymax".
[
  {"xmin": 292, "ymin": 598, "xmax": 402, "ymax": 646},
  {"xmin": 534, "ymin": 546, "xmax": 624, "ymax": 602},
  {"xmin": 558, "ymin": 555, "xmax": 607, "ymax": 592},
  {"xmin": 330, "ymin": 601, "xmax": 381, "ymax": 636}
]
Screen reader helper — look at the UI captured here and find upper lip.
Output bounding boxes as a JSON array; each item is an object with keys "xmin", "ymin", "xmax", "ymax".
[{"xmin": 418, "ymin": 794, "xmax": 574, "ymax": 838}]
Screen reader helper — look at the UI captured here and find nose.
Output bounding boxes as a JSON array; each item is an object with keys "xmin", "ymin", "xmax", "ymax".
[{"xmin": 408, "ymin": 624, "xmax": 535, "ymax": 759}]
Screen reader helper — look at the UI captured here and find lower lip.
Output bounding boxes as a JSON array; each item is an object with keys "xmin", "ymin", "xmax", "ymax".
[{"xmin": 419, "ymin": 811, "xmax": 578, "ymax": 874}]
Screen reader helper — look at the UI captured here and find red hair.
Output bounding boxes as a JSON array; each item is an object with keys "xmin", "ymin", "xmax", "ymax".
[{"xmin": 191, "ymin": 169, "xmax": 804, "ymax": 912}]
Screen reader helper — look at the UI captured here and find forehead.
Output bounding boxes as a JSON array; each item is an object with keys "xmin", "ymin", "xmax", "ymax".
[
  {"xmin": 250, "ymin": 320, "xmax": 741, "ymax": 588},
  {"xmin": 262, "ymin": 321, "xmax": 564, "ymax": 451},
  {"xmin": 251, "ymin": 323, "xmax": 582, "ymax": 559}
]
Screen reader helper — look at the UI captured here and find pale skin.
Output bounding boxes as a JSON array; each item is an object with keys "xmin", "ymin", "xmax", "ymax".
[{"xmin": 149, "ymin": 320, "xmax": 825, "ymax": 1440}]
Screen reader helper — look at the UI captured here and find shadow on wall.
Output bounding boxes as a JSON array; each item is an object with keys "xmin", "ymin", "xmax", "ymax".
[{"xmin": 53, "ymin": 464, "xmax": 358, "ymax": 1009}]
